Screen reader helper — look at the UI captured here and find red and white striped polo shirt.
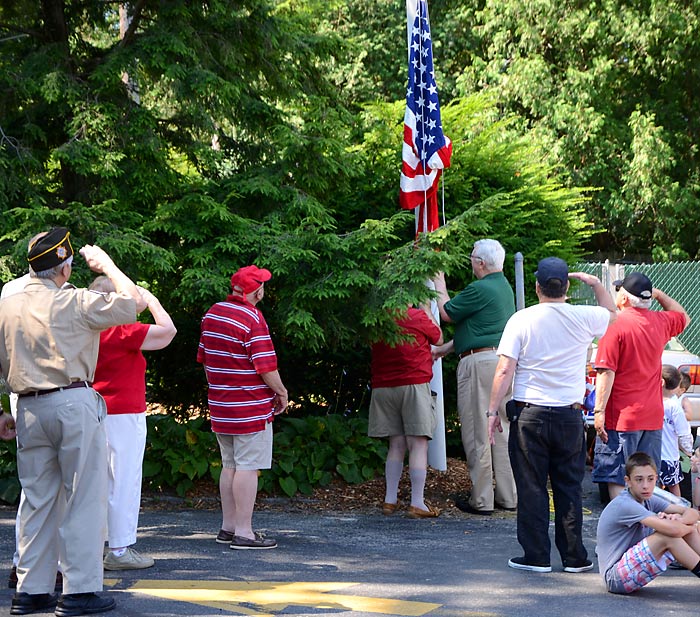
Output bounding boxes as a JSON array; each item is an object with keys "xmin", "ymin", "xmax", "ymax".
[{"xmin": 197, "ymin": 296, "xmax": 278, "ymax": 434}]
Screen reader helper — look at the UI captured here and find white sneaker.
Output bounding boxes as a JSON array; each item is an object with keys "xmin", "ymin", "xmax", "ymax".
[{"xmin": 103, "ymin": 547, "xmax": 155, "ymax": 571}]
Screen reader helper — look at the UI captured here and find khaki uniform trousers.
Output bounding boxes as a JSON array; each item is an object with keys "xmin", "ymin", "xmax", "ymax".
[
  {"xmin": 15, "ymin": 387, "xmax": 108, "ymax": 594},
  {"xmin": 457, "ymin": 350, "xmax": 517, "ymax": 511}
]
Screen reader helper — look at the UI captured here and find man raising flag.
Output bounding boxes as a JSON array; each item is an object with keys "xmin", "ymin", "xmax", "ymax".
[{"xmin": 399, "ymin": 0, "xmax": 452, "ymax": 233}]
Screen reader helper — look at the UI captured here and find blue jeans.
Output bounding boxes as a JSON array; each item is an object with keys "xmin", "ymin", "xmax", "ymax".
[
  {"xmin": 509, "ymin": 405, "xmax": 588, "ymax": 566},
  {"xmin": 592, "ymin": 429, "xmax": 662, "ymax": 486}
]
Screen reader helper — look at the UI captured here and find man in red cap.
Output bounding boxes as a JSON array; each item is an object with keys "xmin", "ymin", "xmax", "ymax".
[
  {"xmin": 592, "ymin": 271, "xmax": 690, "ymax": 500},
  {"xmin": 197, "ymin": 265, "xmax": 287, "ymax": 549}
]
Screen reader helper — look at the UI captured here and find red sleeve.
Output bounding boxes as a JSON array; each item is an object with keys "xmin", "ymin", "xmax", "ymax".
[
  {"xmin": 248, "ymin": 312, "xmax": 278, "ymax": 374},
  {"xmin": 412, "ymin": 309, "xmax": 442, "ymax": 345},
  {"xmin": 665, "ymin": 311, "xmax": 687, "ymax": 338},
  {"xmin": 101, "ymin": 323, "xmax": 150, "ymax": 352},
  {"xmin": 593, "ymin": 323, "xmax": 620, "ymax": 371}
]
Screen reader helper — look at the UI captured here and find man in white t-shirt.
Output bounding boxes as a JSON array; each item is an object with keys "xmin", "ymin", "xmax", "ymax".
[{"xmin": 487, "ymin": 257, "xmax": 616, "ymax": 574}]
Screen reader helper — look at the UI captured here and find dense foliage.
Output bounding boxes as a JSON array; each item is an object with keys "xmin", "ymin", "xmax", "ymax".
[
  {"xmin": 10, "ymin": 1, "xmax": 696, "ymax": 495},
  {"xmin": 0, "ymin": 1, "xmax": 591, "ymax": 425}
]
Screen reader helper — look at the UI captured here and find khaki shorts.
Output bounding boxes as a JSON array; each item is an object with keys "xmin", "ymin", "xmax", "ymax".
[
  {"xmin": 216, "ymin": 422, "xmax": 273, "ymax": 470},
  {"xmin": 368, "ymin": 383, "xmax": 436, "ymax": 438}
]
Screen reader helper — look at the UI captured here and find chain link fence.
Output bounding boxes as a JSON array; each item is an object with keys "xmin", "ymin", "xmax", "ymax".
[{"xmin": 569, "ymin": 261, "xmax": 700, "ymax": 355}]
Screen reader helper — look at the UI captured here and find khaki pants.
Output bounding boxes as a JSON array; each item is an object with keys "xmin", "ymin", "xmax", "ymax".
[
  {"xmin": 457, "ymin": 351, "xmax": 517, "ymax": 511},
  {"xmin": 15, "ymin": 387, "xmax": 107, "ymax": 594}
]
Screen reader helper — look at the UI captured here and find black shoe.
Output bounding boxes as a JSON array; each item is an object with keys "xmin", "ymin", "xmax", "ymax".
[
  {"xmin": 508, "ymin": 556, "xmax": 552, "ymax": 572},
  {"xmin": 8, "ymin": 566, "xmax": 18, "ymax": 589},
  {"xmin": 8, "ymin": 567, "xmax": 62, "ymax": 592},
  {"xmin": 55, "ymin": 593, "xmax": 115, "ymax": 617},
  {"xmin": 10, "ymin": 592, "xmax": 58, "ymax": 615},
  {"xmin": 563, "ymin": 559, "xmax": 594, "ymax": 573},
  {"xmin": 495, "ymin": 503, "xmax": 517, "ymax": 512},
  {"xmin": 454, "ymin": 496, "xmax": 493, "ymax": 515}
]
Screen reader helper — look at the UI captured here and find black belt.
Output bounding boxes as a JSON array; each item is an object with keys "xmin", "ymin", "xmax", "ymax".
[
  {"xmin": 459, "ymin": 346, "xmax": 497, "ymax": 359},
  {"xmin": 516, "ymin": 401, "xmax": 582, "ymax": 412},
  {"xmin": 18, "ymin": 381, "xmax": 92, "ymax": 398}
]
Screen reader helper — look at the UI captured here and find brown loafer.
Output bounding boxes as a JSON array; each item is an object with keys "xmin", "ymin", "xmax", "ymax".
[
  {"xmin": 407, "ymin": 504, "xmax": 441, "ymax": 519},
  {"xmin": 382, "ymin": 502, "xmax": 399, "ymax": 516}
]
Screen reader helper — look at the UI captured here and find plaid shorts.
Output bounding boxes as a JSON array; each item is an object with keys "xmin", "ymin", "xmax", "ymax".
[{"xmin": 611, "ymin": 538, "xmax": 673, "ymax": 594}]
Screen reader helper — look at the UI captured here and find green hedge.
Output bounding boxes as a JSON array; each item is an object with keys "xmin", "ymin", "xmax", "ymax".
[
  {"xmin": 143, "ymin": 412, "xmax": 387, "ymax": 498},
  {"xmin": 0, "ymin": 412, "xmax": 387, "ymax": 505}
]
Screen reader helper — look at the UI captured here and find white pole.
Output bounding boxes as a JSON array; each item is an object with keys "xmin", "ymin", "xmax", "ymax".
[
  {"xmin": 515, "ymin": 252, "xmax": 525, "ymax": 311},
  {"xmin": 425, "ymin": 277, "xmax": 447, "ymax": 471}
]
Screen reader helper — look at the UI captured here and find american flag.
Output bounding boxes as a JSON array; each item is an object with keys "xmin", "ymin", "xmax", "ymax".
[{"xmin": 399, "ymin": 0, "xmax": 452, "ymax": 233}]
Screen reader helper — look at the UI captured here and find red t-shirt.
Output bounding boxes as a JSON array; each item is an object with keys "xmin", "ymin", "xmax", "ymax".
[
  {"xmin": 594, "ymin": 308, "xmax": 686, "ymax": 431},
  {"xmin": 197, "ymin": 297, "xmax": 278, "ymax": 434},
  {"xmin": 371, "ymin": 308, "xmax": 442, "ymax": 388},
  {"xmin": 93, "ymin": 323, "xmax": 151, "ymax": 414}
]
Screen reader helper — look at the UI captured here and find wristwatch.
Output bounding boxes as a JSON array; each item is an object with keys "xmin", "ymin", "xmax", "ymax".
[{"xmin": 485, "ymin": 410, "xmax": 499, "ymax": 417}]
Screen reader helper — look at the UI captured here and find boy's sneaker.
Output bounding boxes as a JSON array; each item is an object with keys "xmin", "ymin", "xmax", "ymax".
[
  {"xmin": 103, "ymin": 547, "xmax": 154, "ymax": 571},
  {"xmin": 508, "ymin": 556, "xmax": 552, "ymax": 573},
  {"xmin": 563, "ymin": 559, "xmax": 594, "ymax": 573}
]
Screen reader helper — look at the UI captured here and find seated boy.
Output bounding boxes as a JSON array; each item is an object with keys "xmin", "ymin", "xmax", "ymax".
[{"xmin": 596, "ymin": 451, "xmax": 700, "ymax": 594}]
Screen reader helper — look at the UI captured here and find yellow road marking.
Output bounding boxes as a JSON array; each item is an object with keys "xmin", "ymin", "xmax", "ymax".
[
  {"xmin": 130, "ymin": 580, "xmax": 441, "ymax": 616},
  {"xmin": 548, "ymin": 488, "xmax": 592, "ymax": 515}
]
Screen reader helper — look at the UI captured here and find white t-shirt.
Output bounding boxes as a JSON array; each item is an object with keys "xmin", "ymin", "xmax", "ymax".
[
  {"xmin": 661, "ymin": 395, "xmax": 692, "ymax": 461},
  {"xmin": 497, "ymin": 302, "xmax": 610, "ymax": 406}
]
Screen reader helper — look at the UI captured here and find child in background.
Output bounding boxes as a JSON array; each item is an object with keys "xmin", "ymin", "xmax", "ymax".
[
  {"xmin": 692, "ymin": 437, "xmax": 700, "ymax": 509},
  {"xmin": 661, "ymin": 365, "xmax": 693, "ymax": 497},
  {"xmin": 678, "ymin": 372, "xmax": 693, "ymax": 423}
]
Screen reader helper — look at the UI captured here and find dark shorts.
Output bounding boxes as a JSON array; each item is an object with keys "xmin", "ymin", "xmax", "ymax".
[
  {"xmin": 592, "ymin": 429, "xmax": 662, "ymax": 485},
  {"xmin": 659, "ymin": 459, "xmax": 683, "ymax": 487}
]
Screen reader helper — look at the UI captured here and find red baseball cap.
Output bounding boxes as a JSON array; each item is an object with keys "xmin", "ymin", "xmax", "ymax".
[{"xmin": 230, "ymin": 265, "xmax": 272, "ymax": 294}]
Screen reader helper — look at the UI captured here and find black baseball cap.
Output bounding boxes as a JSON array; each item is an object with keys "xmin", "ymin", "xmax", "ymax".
[{"xmin": 613, "ymin": 272, "xmax": 652, "ymax": 300}]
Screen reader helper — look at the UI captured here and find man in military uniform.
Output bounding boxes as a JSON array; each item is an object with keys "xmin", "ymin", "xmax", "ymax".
[{"xmin": 0, "ymin": 228, "xmax": 145, "ymax": 616}]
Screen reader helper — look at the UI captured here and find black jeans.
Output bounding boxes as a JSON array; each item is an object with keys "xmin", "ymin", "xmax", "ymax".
[{"xmin": 509, "ymin": 405, "xmax": 588, "ymax": 566}]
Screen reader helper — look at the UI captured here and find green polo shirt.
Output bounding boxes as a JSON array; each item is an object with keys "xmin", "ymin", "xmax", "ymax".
[{"xmin": 444, "ymin": 272, "xmax": 515, "ymax": 355}]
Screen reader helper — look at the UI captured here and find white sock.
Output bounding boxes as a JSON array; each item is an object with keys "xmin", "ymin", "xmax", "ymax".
[
  {"xmin": 384, "ymin": 459, "xmax": 403, "ymax": 503},
  {"xmin": 409, "ymin": 467, "xmax": 427, "ymax": 509},
  {"xmin": 111, "ymin": 547, "xmax": 127, "ymax": 557}
]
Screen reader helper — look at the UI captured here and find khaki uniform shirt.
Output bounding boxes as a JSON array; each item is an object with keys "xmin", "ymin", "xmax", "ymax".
[{"xmin": 0, "ymin": 278, "xmax": 136, "ymax": 394}]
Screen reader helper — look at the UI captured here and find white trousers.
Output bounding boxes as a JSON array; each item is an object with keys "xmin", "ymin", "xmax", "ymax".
[{"xmin": 106, "ymin": 413, "xmax": 147, "ymax": 548}]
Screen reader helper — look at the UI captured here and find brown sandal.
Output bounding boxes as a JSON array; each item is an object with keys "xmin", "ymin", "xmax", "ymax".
[
  {"xmin": 406, "ymin": 504, "xmax": 441, "ymax": 519},
  {"xmin": 382, "ymin": 502, "xmax": 399, "ymax": 515}
]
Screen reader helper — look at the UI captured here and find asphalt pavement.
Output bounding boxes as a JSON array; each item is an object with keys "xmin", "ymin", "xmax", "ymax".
[{"xmin": 1, "ymin": 468, "xmax": 698, "ymax": 617}]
